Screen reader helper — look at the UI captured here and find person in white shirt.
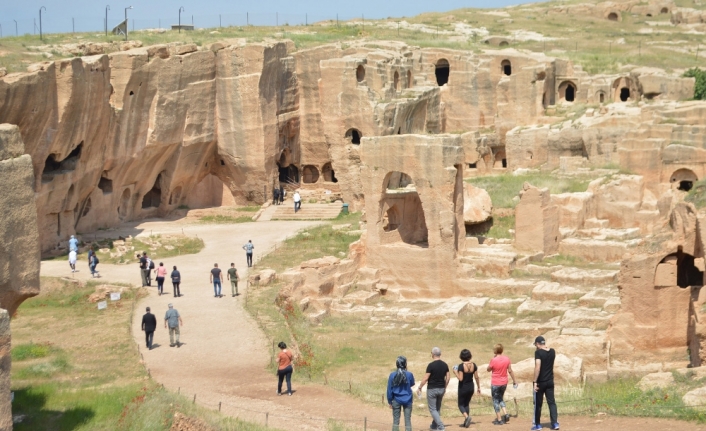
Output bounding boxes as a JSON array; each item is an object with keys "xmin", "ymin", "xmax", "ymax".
[
  {"xmin": 68, "ymin": 250, "xmax": 77, "ymax": 273},
  {"xmin": 293, "ymin": 191, "xmax": 301, "ymax": 212}
]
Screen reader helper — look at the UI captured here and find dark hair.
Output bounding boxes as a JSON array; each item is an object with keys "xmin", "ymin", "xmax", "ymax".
[
  {"xmin": 146, "ymin": 307, "xmax": 151, "ymax": 312},
  {"xmin": 459, "ymin": 349, "xmax": 472, "ymax": 362},
  {"xmin": 173, "ymin": 265, "xmax": 177, "ymax": 270},
  {"xmin": 159, "ymin": 262, "xmax": 163, "ymax": 266},
  {"xmin": 278, "ymin": 342, "xmax": 287, "ymax": 349}
]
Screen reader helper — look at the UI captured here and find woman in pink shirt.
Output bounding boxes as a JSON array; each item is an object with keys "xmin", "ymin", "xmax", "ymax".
[
  {"xmin": 155, "ymin": 262, "xmax": 168, "ymax": 296},
  {"xmin": 486, "ymin": 343, "xmax": 517, "ymax": 425}
]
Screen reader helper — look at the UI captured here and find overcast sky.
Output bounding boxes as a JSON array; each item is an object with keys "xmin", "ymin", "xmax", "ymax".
[{"xmin": 1, "ymin": 1, "xmax": 525, "ymax": 35}]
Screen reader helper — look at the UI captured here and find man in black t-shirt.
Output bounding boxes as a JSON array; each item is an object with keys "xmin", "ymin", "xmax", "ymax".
[
  {"xmin": 210, "ymin": 263, "xmax": 223, "ymax": 298},
  {"xmin": 416, "ymin": 347, "xmax": 450, "ymax": 430},
  {"xmin": 139, "ymin": 252, "xmax": 148, "ymax": 286},
  {"xmin": 532, "ymin": 336, "xmax": 558, "ymax": 430}
]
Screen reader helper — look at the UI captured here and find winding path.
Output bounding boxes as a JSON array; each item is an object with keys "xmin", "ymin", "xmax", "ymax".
[{"xmin": 40, "ymin": 218, "xmax": 706, "ymax": 431}]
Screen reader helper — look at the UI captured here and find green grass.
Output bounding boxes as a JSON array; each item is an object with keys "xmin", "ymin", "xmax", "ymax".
[
  {"xmin": 485, "ymin": 214, "xmax": 515, "ymax": 239},
  {"xmin": 199, "ymin": 215, "xmax": 254, "ymax": 224},
  {"xmin": 93, "ymin": 235, "xmax": 205, "ymax": 264},
  {"xmin": 686, "ymin": 179, "xmax": 706, "ymax": 209},
  {"xmin": 11, "ymin": 342, "xmax": 55, "ymax": 361},
  {"xmin": 11, "ymin": 276, "xmax": 278, "ymax": 431},
  {"xmin": 467, "ymin": 173, "xmax": 594, "ymax": 209}
]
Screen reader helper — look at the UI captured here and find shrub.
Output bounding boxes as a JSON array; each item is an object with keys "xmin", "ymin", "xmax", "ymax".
[{"xmin": 684, "ymin": 68, "xmax": 706, "ymax": 100}]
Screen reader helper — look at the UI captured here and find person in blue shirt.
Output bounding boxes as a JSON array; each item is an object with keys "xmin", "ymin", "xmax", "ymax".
[
  {"xmin": 387, "ymin": 356, "xmax": 415, "ymax": 431},
  {"xmin": 68, "ymin": 235, "xmax": 78, "ymax": 252}
]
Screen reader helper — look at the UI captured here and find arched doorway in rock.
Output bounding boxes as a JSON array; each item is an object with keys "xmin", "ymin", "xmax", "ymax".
[
  {"xmin": 98, "ymin": 172, "xmax": 113, "ymax": 194},
  {"xmin": 661, "ymin": 7, "xmax": 669, "ymax": 13},
  {"xmin": 278, "ymin": 164, "xmax": 299, "ymax": 184},
  {"xmin": 656, "ymin": 249, "xmax": 704, "ymax": 289},
  {"xmin": 670, "ymin": 168, "xmax": 698, "ymax": 191},
  {"xmin": 501, "ymin": 59, "xmax": 512, "ymax": 76},
  {"xmin": 356, "ymin": 65, "xmax": 366, "ymax": 82},
  {"xmin": 619, "ymin": 87, "xmax": 630, "ymax": 101},
  {"xmin": 407, "ymin": 70, "xmax": 413, "ymax": 88},
  {"xmin": 142, "ymin": 173, "xmax": 163, "ymax": 209},
  {"xmin": 435, "ymin": 59, "xmax": 450, "ymax": 86},
  {"xmin": 118, "ymin": 188, "xmax": 131, "ymax": 219},
  {"xmin": 322, "ymin": 162, "xmax": 338, "ymax": 183},
  {"xmin": 597, "ymin": 91, "xmax": 606, "ymax": 103},
  {"xmin": 558, "ymin": 81, "xmax": 577, "ymax": 102},
  {"xmin": 302, "ymin": 165, "xmax": 320, "ymax": 184},
  {"xmin": 345, "ymin": 128, "xmax": 362, "ymax": 145},
  {"xmin": 393, "ymin": 71, "xmax": 400, "ymax": 91},
  {"xmin": 607, "ymin": 12, "xmax": 619, "ymax": 21},
  {"xmin": 380, "ymin": 171, "xmax": 428, "ymax": 245},
  {"xmin": 612, "ymin": 77, "xmax": 634, "ymax": 102},
  {"xmin": 493, "ymin": 147, "xmax": 507, "ymax": 168}
]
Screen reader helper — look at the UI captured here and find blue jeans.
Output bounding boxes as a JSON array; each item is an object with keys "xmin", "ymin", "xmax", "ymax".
[
  {"xmin": 392, "ymin": 400, "xmax": 412, "ymax": 431},
  {"xmin": 213, "ymin": 280, "xmax": 222, "ymax": 296},
  {"xmin": 277, "ymin": 365, "xmax": 293, "ymax": 394},
  {"xmin": 426, "ymin": 387, "xmax": 445, "ymax": 430},
  {"xmin": 491, "ymin": 385, "xmax": 507, "ymax": 412}
]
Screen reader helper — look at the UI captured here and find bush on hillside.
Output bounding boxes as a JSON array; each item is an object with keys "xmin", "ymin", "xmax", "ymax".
[{"xmin": 684, "ymin": 68, "xmax": 706, "ymax": 100}]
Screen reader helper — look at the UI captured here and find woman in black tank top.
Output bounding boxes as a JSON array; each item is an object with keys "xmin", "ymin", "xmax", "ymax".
[{"xmin": 454, "ymin": 349, "xmax": 481, "ymax": 428}]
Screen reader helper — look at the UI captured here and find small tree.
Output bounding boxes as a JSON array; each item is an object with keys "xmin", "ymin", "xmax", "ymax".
[{"xmin": 684, "ymin": 68, "xmax": 706, "ymax": 100}]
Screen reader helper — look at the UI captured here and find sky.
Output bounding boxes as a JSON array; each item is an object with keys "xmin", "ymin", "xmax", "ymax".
[{"xmin": 0, "ymin": 0, "xmax": 524, "ymax": 35}]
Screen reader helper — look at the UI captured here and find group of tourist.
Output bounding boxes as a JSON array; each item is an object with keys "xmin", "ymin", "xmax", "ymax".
[
  {"xmin": 386, "ymin": 339, "xmax": 557, "ymax": 430},
  {"xmin": 141, "ymin": 303, "xmax": 183, "ymax": 349},
  {"xmin": 271, "ymin": 185, "xmax": 302, "ymax": 214},
  {"xmin": 67, "ymin": 235, "xmax": 101, "ymax": 278}
]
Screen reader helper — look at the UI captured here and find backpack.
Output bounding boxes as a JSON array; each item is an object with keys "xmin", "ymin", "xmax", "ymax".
[
  {"xmin": 93, "ymin": 255, "xmax": 100, "ymax": 265},
  {"xmin": 148, "ymin": 258, "xmax": 154, "ymax": 269}
]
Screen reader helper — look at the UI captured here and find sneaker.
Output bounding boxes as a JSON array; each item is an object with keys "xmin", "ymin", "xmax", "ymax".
[
  {"xmin": 504, "ymin": 414, "xmax": 511, "ymax": 423},
  {"xmin": 530, "ymin": 426, "xmax": 543, "ymax": 431},
  {"xmin": 277, "ymin": 392, "xmax": 282, "ymax": 396},
  {"xmin": 463, "ymin": 416, "xmax": 471, "ymax": 428},
  {"xmin": 493, "ymin": 419, "xmax": 504, "ymax": 426},
  {"xmin": 169, "ymin": 344, "xmax": 175, "ymax": 347},
  {"xmin": 551, "ymin": 423, "xmax": 559, "ymax": 430},
  {"xmin": 288, "ymin": 392, "xmax": 292, "ymax": 396}
]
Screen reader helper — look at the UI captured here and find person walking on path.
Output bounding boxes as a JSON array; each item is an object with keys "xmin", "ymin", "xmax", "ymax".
[
  {"xmin": 88, "ymin": 250, "xmax": 99, "ymax": 278},
  {"xmin": 139, "ymin": 252, "xmax": 152, "ymax": 286},
  {"xmin": 387, "ymin": 356, "xmax": 415, "ymax": 431},
  {"xmin": 293, "ymin": 191, "xmax": 301, "ymax": 212},
  {"xmin": 532, "ymin": 336, "xmax": 558, "ymax": 431},
  {"xmin": 242, "ymin": 240, "xmax": 254, "ymax": 268},
  {"xmin": 68, "ymin": 249, "xmax": 77, "ymax": 273},
  {"xmin": 210, "ymin": 263, "xmax": 223, "ymax": 298},
  {"xmin": 164, "ymin": 303, "xmax": 183, "ymax": 348},
  {"xmin": 454, "ymin": 349, "xmax": 480, "ymax": 428},
  {"xmin": 155, "ymin": 262, "xmax": 167, "ymax": 296},
  {"xmin": 141, "ymin": 307, "xmax": 157, "ymax": 350},
  {"xmin": 171, "ymin": 266, "xmax": 181, "ymax": 297},
  {"xmin": 487, "ymin": 344, "xmax": 517, "ymax": 425},
  {"xmin": 276, "ymin": 342, "xmax": 294, "ymax": 396},
  {"xmin": 68, "ymin": 235, "xmax": 78, "ymax": 252},
  {"xmin": 227, "ymin": 263, "xmax": 240, "ymax": 296},
  {"xmin": 417, "ymin": 347, "xmax": 450, "ymax": 431},
  {"xmin": 273, "ymin": 187, "xmax": 280, "ymax": 205}
]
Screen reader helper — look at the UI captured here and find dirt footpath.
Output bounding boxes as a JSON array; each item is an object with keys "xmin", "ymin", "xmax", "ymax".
[{"xmin": 41, "ymin": 218, "xmax": 706, "ymax": 431}]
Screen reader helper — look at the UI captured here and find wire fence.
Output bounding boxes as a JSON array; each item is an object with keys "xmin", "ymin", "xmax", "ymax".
[{"xmin": 0, "ymin": 12, "xmax": 373, "ymax": 37}]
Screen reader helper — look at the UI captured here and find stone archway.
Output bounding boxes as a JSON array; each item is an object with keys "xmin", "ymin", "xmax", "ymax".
[
  {"xmin": 345, "ymin": 128, "xmax": 362, "ymax": 145},
  {"xmin": 379, "ymin": 171, "xmax": 428, "ymax": 245},
  {"xmin": 670, "ymin": 168, "xmax": 698, "ymax": 191},
  {"xmin": 607, "ymin": 12, "xmax": 619, "ymax": 21},
  {"xmin": 393, "ymin": 71, "xmax": 400, "ymax": 91},
  {"xmin": 435, "ymin": 59, "xmax": 450, "ymax": 86},
  {"xmin": 322, "ymin": 162, "xmax": 337, "ymax": 183},
  {"xmin": 302, "ymin": 165, "xmax": 320, "ymax": 184},
  {"xmin": 558, "ymin": 81, "xmax": 577, "ymax": 102},
  {"xmin": 356, "ymin": 65, "xmax": 365, "ymax": 82},
  {"xmin": 501, "ymin": 59, "xmax": 512, "ymax": 76},
  {"xmin": 142, "ymin": 173, "xmax": 163, "ymax": 209},
  {"xmin": 407, "ymin": 70, "xmax": 413, "ymax": 88}
]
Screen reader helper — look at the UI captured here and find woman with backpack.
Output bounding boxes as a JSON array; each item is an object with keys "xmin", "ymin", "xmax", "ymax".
[
  {"xmin": 386, "ymin": 356, "xmax": 415, "ymax": 431},
  {"xmin": 454, "ymin": 349, "xmax": 480, "ymax": 428},
  {"xmin": 155, "ymin": 262, "xmax": 167, "ymax": 296}
]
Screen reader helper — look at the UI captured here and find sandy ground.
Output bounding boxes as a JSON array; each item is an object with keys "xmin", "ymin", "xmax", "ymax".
[{"xmin": 40, "ymin": 218, "xmax": 706, "ymax": 431}]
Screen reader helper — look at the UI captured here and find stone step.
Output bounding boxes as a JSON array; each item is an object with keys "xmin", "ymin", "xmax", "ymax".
[
  {"xmin": 459, "ymin": 256, "xmax": 516, "ymax": 277},
  {"xmin": 271, "ymin": 204, "xmax": 343, "ymax": 220},
  {"xmin": 577, "ymin": 288, "xmax": 620, "ymax": 308},
  {"xmin": 550, "ymin": 267, "xmax": 619, "ymax": 286},
  {"xmin": 559, "ymin": 307, "xmax": 612, "ymax": 330},
  {"xmin": 574, "ymin": 227, "xmax": 641, "ymax": 241},
  {"xmin": 531, "ymin": 281, "xmax": 586, "ymax": 301},
  {"xmin": 558, "ymin": 237, "xmax": 640, "ymax": 262}
]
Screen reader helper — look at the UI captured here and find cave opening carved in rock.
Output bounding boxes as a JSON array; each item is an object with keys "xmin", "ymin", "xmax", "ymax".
[
  {"xmin": 670, "ymin": 168, "xmax": 698, "ymax": 192},
  {"xmin": 345, "ymin": 128, "xmax": 362, "ymax": 145},
  {"xmin": 558, "ymin": 81, "xmax": 576, "ymax": 102},
  {"xmin": 302, "ymin": 165, "xmax": 320, "ymax": 184},
  {"xmin": 322, "ymin": 162, "xmax": 337, "ymax": 183},
  {"xmin": 435, "ymin": 59, "xmax": 450, "ymax": 86},
  {"xmin": 380, "ymin": 172, "xmax": 428, "ymax": 246},
  {"xmin": 142, "ymin": 173, "xmax": 163, "ymax": 209},
  {"xmin": 42, "ymin": 142, "xmax": 83, "ymax": 182}
]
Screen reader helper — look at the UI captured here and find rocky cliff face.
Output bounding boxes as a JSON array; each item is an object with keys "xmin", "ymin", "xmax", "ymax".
[{"xmin": 0, "ymin": 40, "xmax": 696, "ymax": 254}]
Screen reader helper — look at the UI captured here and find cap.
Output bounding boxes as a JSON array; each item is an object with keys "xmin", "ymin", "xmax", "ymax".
[{"xmin": 534, "ymin": 336, "xmax": 546, "ymax": 345}]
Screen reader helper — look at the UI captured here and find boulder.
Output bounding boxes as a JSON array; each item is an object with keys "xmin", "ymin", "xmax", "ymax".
[
  {"xmin": 637, "ymin": 372, "xmax": 675, "ymax": 391},
  {"xmin": 259, "ymin": 269, "xmax": 277, "ymax": 286},
  {"xmin": 463, "ymin": 184, "xmax": 493, "ymax": 224},
  {"xmin": 683, "ymin": 385, "xmax": 706, "ymax": 407}
]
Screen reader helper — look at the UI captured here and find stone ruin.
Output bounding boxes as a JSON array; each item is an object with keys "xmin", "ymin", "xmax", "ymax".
[{"xmin": 0, "ymin": 23, "xmax": 705, "ymax": 420}]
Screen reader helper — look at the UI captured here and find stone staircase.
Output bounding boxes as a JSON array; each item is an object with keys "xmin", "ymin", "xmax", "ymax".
[{"xmin": 270, "ymin": 203, "xmax": 343, "ymax": 220}]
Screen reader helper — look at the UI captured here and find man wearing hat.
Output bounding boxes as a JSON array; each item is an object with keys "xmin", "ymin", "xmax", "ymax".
[
  {"xmin": 532, "ymin": 336, "xmax": 558, "ymax": 430},
  {"xmin": 164, "ymin": 303, "xmax": 183, "ymax": 347}
]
